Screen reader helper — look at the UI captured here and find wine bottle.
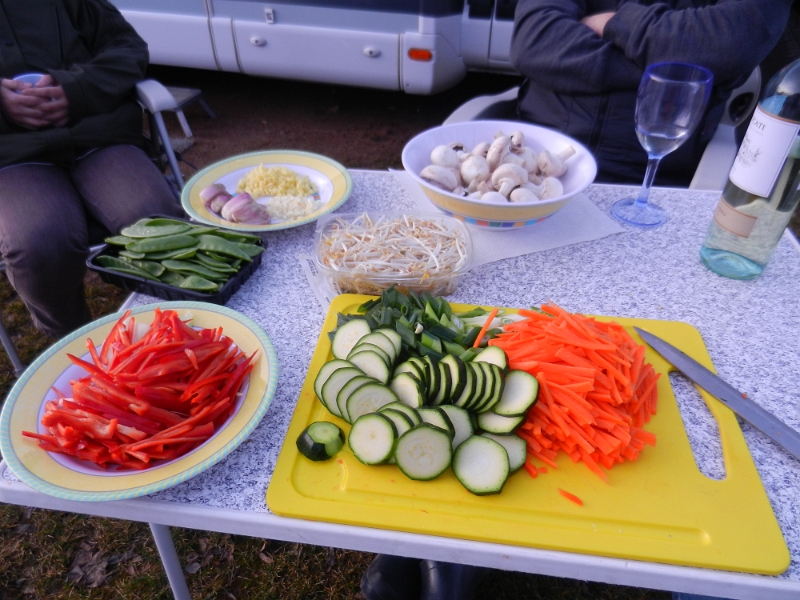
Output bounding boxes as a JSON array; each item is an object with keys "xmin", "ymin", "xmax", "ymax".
[{"xmin": 700, "ymin": 59, "xmax": 800, "ymax": 280}]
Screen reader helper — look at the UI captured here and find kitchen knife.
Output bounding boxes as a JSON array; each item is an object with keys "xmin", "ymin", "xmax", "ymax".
[{"xmin": 633, "ymin": 326, "xmax": 800, "ymax": 461}]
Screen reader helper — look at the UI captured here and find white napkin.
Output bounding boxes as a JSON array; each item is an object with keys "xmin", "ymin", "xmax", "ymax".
[{"xmin": 390, "ymin": 169, "xmax": 623, "ymax": 267}]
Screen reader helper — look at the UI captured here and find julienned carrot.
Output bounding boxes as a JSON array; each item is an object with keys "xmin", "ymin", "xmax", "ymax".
[
  {"xmin": 489, "ymin": 304, "xmax": 659, "ymax": 482},
  {"xmin": 22, "ymin": 309, "xmax": 256, "ymax": 470},
  {"xmin": 473, "ymin": 307, "xmax": 499, "ymax": 348},
  {"xmin": 558, "ymin": 488, "xmax": 584, "ymax": 506}
]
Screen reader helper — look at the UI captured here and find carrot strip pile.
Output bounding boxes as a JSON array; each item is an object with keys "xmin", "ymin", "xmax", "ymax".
[
  {"xmin": 22, "ymin": 308, "xmax": 257, "ymax": 470},
  {"xmin": 489, "ymin": 304, "xmax": 659, "ymax": 482}
]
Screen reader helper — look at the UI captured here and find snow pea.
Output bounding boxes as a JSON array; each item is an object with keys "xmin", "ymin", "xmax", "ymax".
[
  {"xmin": 195, "ymin": 252, "xmax": 238, "ymax": 272},
  {"xmin": 196, "ymin": 235, "xmax": 252, "ymax": 262},
  {"xmin": 105, "ymin": 235, "xmax": 136, "ymax": 246},
  {"xmin": 121, "ymin": 222, "xmax": 192, "ymax": 238},
  {"xmin": 232, "ymin": 241, "xmax": 265, "ymax": 258},
  {"xmin": 118, "ymin": 250, "xmax": 147, "ymax": 260},
  {"xmin": 160, "ymin": 271, "xmax": 186, "ymax": 286},
  {"xmin": 95, "ymin": 256, "xmax": 160, "ymax": 281},
  {"xmin": 127, "ymin": 234, "xmax": 199, "ymax": 253},
  {"xmin": 178, "ymin": 275, "xmax": 220, "ymax": 292},
  {"xmin": 124, "ymin": 259, "xmax": 166, "ymax": 278},
  {"xmin": 161, "ymin": 259, "xmax": 230, "ymax": 281},
  {"xmin": 146, "ymin": 247, "xmax": 197, "ymax": 260}
]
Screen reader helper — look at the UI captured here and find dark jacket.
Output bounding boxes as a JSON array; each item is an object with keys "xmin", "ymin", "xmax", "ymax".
[
  {"xmin": 0, "ymin": 0, "xmax": 148, "ymax": 168},
  {"xmin": 510, "ymin": 0, "xmax": 793, "ymax": 185}
]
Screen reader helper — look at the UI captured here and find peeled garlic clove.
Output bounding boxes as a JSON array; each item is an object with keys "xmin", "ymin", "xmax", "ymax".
[
  {"xmin": 221, "ymin": 193, "xmax": 271, "ymax": 224},
  {"xmin": 208, "ymin": 192, "xmax": 232, "ymax": 214},
  {"xmin": 200, "ymin": 183, "xmax": 229, "ymax": 210}
]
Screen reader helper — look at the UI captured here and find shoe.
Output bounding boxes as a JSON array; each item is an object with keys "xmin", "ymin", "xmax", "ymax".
[
  {"xmin": 419, "ymin": 560, "xmax": 487, "ymax": 600},
  {"xmin": 360, "ymin": 554, "xmax": 422, "ymax": 600}
]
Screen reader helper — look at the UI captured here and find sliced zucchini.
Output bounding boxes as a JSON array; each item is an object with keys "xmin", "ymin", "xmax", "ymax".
[
  {"xmin": 440, "ymin": 354, "xmax": 467, "ymax": 404},
  {"xmin": 352, "ymin": 333, "xmax": 397, "ymax": 364},
  {"xmin": 452, "ymin": 435, "xmax": 510, "ymax": 495},
  {"xmin": 349, "ymin": 343, "xmax": 393, "ymax": 368},
  {"xmin": 422, "ymin": 355, "xmax": 441, "ymax": 404},
  {"xmin": 472, "ymin": 345, "xmax": 508, "ymax": 370},
  {"xmin": 379, "ymin": 401, "xmax": 422, "ymax": 426},
  {"xmin": 336, "ymin": 375, "xmax": 376, "ymax": 423},
  {"xmin": 481, "ymin": 433, "xmax": 527, "ymax": 473},
  {"xmin": 373, "ymin": 329, "xmax": 402, "ymax": 358},
  {"xmin": 389, "ymin": 372, "xmax": 425, "ymax": 408},
  {"xmin": 464, "ymin": 362, "xmax": 486, "ymax": 411},
  {"xmin": 346, "ymin": 382, "xmax": 399, "ymax": 422},
  {"xmin": 313, "ymin": 359, "xmax": 352, "ymax": 401},
  {"xmin": 296, "ymin": 421, "xmax": 345, "ymax": 461},
  {"xmin": 430, "ymin": 359, "xmax": 452, "ymax": 406},
  {"xmin": 394, "ymin": 425, "xmax": 453, "ymax": 481},
  {"xmin": 438, "ymin": 405, "xmax": 474, "ymax": 449},
  {"xmin": 451, "ymin": 366, "xmax": 475, "ymax": 408},
  {"xmin": 393, "ymin": 360, "xmax": 426, "ymax": 383},
  {"xmin": 493, "ymin": 370, "xmax": 539, "ymax": 416},
  {"xmin": 475, "ymin": 364, "xmax": 505, "ymax": 414},
  {"xmin": 476, "ymin": 411, "xmax": 525, "ymax": 434},
  {"xmin": 417, "ymin": 407, "xmax": 455, "ymax": 439},
  {"xmin": 379, "ymin": 409, "xmax": 414, "ymax": 464},
  {"xmin": 348, "ymin": 350, "xmax": 391, "ymax": 384},
  {"xmin": 407, "ymin": 357, "xmax": 429, "ymax": 386},
  {"xmin": 348, "ymin": 413, "xmax": 397, "ymax": 465},
  {"xmin": 332, "ymin": 319, "xmax": 371, "ymax": 359},
  {"xmin": 320, "ymin": 367, "xmax": 364, "ymax": 418}
]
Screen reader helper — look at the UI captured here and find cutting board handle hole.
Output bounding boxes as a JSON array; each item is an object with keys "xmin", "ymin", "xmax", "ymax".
[{"xmin": 670, "ymin": 372, "xmax": 726, "ymax": 481}]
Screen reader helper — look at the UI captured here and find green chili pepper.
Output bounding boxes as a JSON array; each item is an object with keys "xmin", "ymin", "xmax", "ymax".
[
  {"xmin": 161, "ymin": 259, "xmax": 230, "ymax": 281},
  {"xmin": 178, "ymin": 275, "xmax": 220, "ymax": 292},
  {"xmin": 95, "ymin": 256, "xmax": 160, "ymax": 281},
  {"xmin": 196, "ymin": 235, "xmax": 252, "ymax": 262},
  {"xmin": 127, "ymin": 234, "xmax": 199, "ymax": 253}
]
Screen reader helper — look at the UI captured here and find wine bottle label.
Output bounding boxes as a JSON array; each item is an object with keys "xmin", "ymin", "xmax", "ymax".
[
  {"xmin": 729, "ymin": 106, "xmax": 800, "ymax": 198},
  {"xmin": 713, "ymin": 197, "xmax": 757, "ymax": 238}
]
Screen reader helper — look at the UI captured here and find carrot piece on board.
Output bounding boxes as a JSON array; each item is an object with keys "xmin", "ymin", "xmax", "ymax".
[
  {"xmin": 473, "ymin": 307, "xmax": 499, "ymax": 348},
  {"xmin": 558, "ymin": 488, "xmax": 584, "ymax": 506}
]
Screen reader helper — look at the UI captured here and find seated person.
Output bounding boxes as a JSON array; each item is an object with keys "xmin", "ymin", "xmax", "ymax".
[
  {"xmin": 510, "ymin": 0, "xmax": 793, "ymax": 186},
  {"xmin": 0, "ymin": 0, "xmax": 183, "ymax": 339}
]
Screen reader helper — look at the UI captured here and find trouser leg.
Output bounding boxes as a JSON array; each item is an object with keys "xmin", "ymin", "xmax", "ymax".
[
  {"xmin": 70, "ymin": 145, "xmax": 183, "ymax": 236},
  {"xmin": 0, "ymin": 163, "xmax": 92, "ymax": 338}
]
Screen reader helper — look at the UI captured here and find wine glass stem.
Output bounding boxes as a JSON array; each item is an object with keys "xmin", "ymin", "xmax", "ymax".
[{"xmin": 636, "ymin": 156, "xmax": 662, "ymax": 206}]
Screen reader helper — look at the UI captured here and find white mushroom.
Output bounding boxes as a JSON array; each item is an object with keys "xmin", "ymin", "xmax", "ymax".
[
  {"xmin": 471, "ymin": 141, "xmax": 491, "ymax": 157},
  {"xmin": 509, "ymin": 186, "xmax": 540, "ymax": 203},
  {"xmin": 510, "ymin": 131, "xmax": 525, "ymax": 149},
  {"xmin": 538, "ymin": 176, "xmax": 564, "ymax": 199},
  {"xmin": 481, "ymin": 191, "xmax": 508, "ymax": 204},
  {"xmin": 460, "ymin": 154, "xmax": 490, "ymax": 187},
  {"xmin": 537, "ymin": 145, "xmax": 576, "ymax": 177},
  {"xmin": 512, "ymin": 145, "xmax": 539, "ymax": 174},
  {"xmin": 501, "ymin": 152, "xmax": 525, "ymax": 167},
  {"xmin": 420, "ymin": 165, "xmax": 459, "ymax": 192},
  {"xmin": 491, "ymin": 163, "xmax": 528, "ymax": 198},
  {"xmin": 486, "ymin": 135, "xmax": 511, "ymax": 171},
  {"xmin": 430, "ymin": 144, "xmax": 461, "ymax": 169}
]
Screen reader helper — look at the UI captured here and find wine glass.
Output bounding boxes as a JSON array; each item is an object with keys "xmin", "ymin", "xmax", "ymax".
[{"xmin": 611, "ymin": 62, "xmax": 713, "ymax": 227}]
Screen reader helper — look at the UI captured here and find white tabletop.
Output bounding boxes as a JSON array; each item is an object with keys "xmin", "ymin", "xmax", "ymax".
[{"xmin": 3, "ymin": 170, "xmax": 800, "ymax": 599}]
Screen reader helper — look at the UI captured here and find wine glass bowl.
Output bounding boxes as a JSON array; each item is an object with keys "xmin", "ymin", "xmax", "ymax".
[{"xmin": 611, "ymin": 62, "xmax": 713, "ymax": 227}]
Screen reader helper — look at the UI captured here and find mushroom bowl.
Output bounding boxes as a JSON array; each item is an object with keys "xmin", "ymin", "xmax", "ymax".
[{"xmin": 401, "ymin": 120, "xmax": 598, "ymax": 229}]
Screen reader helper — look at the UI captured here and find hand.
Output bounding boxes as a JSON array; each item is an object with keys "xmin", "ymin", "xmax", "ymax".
[
  {"xmin": 581, "ymin": 12, "xmax": 615, "ymax": 36},
  {"xmin": 0, "ymin": 74, "xmax": 70, "ymax": 128}
]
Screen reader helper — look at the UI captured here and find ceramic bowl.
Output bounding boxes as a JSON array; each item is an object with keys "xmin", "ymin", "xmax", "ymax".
[{"xmin": 401, "ymin": 120, "xmax": 598, "ymax": 229}]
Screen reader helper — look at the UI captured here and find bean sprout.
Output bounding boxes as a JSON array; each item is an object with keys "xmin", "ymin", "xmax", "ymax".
[{"xmin": 317, "ymin": 213, "xmax": 469, "ymax": 295}]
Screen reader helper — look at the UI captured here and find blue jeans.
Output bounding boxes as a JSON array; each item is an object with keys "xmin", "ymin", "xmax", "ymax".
[{"xmin": 0, "ymin": 145, "xmax": 182, "ymax": 337}]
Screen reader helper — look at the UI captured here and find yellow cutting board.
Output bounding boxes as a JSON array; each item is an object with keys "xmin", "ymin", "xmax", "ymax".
[{"xmin": 267, "ymin": 294, "xmax": 789, "ymax": 574}]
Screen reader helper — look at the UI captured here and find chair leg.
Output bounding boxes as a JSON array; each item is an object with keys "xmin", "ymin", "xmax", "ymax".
[
  {"xmin": 174, "ymin": 110, "xmax": 193, "ymax": 138},
  {"xmin": 0, "ymin": 318, "xmax": 26, "ymax": 378},
  {"xmin": 197, "ymin": 98, "xmax": 216, "ymax": 120},
  {"xmin": 149, "ymin": 523, "xmax": 192, "ymax": 600},
  {"xmin": 153, "ymin": 112, "xmax": 185, "ymax": 190}
]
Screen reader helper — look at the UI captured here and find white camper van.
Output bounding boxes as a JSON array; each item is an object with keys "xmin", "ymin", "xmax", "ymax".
[{"xmin": 110, "ymin": 0, "xmax": 519, "ymax": 94}]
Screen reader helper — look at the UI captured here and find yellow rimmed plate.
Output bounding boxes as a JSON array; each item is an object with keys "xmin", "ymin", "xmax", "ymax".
[
  {"xmin": 0, "ymin": 302, "xmax": 278, "ymax": 502},
  {"xmin": 181, "ymin": 150, "xmax": 353, "ymax": 232}
]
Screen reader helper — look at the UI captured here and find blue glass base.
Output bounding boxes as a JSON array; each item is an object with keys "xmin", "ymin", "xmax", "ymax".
[
  {"xmin": 699, "ymin": 247, "xmax": 764, "ymax": 280},
  {"xmin": 610, "ymin": 197, "xmax": 667, "ymax": 227}
]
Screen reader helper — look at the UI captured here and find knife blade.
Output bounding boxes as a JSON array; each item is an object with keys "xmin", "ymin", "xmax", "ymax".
[{"xmin": 633, "ymin": 326, "xmax": 800, "ymax": 461}]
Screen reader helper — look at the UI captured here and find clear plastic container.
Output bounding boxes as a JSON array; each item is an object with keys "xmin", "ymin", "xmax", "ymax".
[{"xmin": 314, "ymin": 211, "xmax": 472, "ymax": 296}]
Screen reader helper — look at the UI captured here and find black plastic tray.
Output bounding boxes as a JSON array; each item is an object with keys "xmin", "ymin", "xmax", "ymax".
[{"xmin": 86, "ymin": 218, "xmax": 265, "ymax": 305}]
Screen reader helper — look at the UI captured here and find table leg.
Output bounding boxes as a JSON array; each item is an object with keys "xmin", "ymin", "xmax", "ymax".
[{"xmin": 150, "ymin": 523, "xmax": 192, "ymax": 600}]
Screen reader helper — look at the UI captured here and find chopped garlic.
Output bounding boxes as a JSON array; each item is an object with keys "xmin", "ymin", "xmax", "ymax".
[{"xmin": 264, "ymin": 195, "xmax": 323, "ymax": 221}]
